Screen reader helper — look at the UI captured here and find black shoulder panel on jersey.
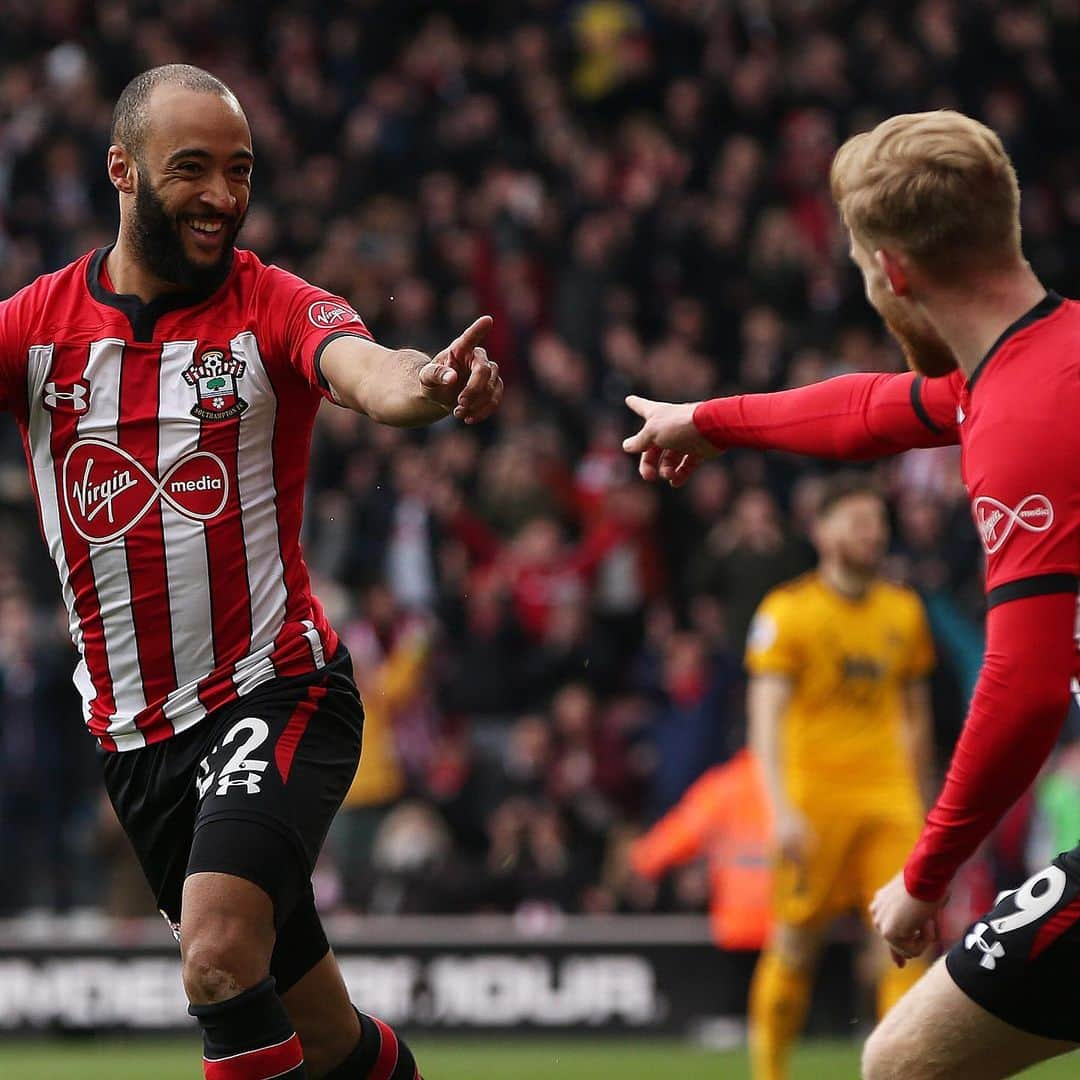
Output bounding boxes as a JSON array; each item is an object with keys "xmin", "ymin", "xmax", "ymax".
[
  {"xmin": 986, "ymin": 573, "xmax": 1078, "ymax": 610},
  {"xmin": 313, "ymin": 330, "xmax": 372, "ymax": 397},
  {"xmin": 910, "ymin": 376, "xmax": 944, "ymax": 434}
]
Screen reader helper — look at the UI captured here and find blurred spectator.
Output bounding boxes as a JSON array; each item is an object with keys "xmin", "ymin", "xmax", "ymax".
[
  {"xmin": 0, "ymin": 589, "xmax": 86, "ymax": 913},
  {"xmin": 328, "ymin": 584, "xmax": 437, "ymax": 904},
  {"xmin": 638, "ymin": 625, "xmax": 742, "ymax": 818},
  {"xmin": 688, "ymin": 487, "xmax": 815, "ymax": 652}
]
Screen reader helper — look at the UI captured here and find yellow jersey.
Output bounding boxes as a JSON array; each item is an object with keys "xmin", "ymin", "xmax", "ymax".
[{"xmin": 745, "ymin": 572, "xmax": 934, "ymax": 817}]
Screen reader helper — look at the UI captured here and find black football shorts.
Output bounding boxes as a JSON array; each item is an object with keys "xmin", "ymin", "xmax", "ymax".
[
  {"xmin": 946, "ymin": 846, "xmax": 1080, "ymax": 1042},
  {"xmin": 103, "ymin": 646, "xmax": 363, "ymax": 932}
]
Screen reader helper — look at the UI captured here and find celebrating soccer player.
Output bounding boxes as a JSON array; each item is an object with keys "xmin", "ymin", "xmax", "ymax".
[
  {"xmin": 625, "ymin": 110, "xmax": 1080, "ymax": 1077},
  {"xmin": 0, "ymin": 64, "xmax": 504, "ymax": 1079}
]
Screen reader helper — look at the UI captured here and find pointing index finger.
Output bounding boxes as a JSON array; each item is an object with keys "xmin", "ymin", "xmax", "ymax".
[{"xmin": 450, "ymin": 315, "xmax": 494, "ymax": 361}]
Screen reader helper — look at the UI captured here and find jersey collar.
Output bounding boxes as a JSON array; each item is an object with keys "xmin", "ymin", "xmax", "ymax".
[
  {"xmin": 85, "ymin": 245, "xmax": 230, "ymax": 343},
  {"xmin": 967, "ymin": 291, "xmax": 1064, "ymax": 393}
]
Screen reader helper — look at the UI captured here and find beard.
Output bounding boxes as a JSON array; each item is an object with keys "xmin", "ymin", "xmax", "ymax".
[
  {"xmin": 129, "ymin": 173, "xmax": 245, "ymax": 294},
  {"xmin": 877, "ymin": 292, "xmax": 958, "ymax": 378},
  {"xmin": 835, "ymin": 541, "xmax": 884, "ymax": 580}
]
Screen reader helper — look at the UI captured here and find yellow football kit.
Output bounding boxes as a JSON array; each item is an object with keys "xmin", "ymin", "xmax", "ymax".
[{"xmin": 746, "ymin": 571, "xmax": 935, "ymax": 927}]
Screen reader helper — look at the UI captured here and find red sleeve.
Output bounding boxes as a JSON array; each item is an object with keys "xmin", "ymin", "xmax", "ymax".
[
  {"xmin": 904, "ymin": 591, "xmax": 1075, "ymax": 901},
  {"xmin": 257, "ymin": 264, "xmax": 373, "ymax": 401},
  {"xmin": 0, "ymin": 288, "xmax": 33, "ymax": 411},
  {"xmin": 692, "ymin": 371, "xmax": 962, "ymax": 460}
]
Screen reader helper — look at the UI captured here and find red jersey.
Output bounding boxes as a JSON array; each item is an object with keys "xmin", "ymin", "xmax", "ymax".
[
  {"xmin": 695, "ymin": 292, "xmax": 1080, "ymax": 899},
  {"xmin": 0, "ymin": 247, "xmax": 372, "ymax": 751}
]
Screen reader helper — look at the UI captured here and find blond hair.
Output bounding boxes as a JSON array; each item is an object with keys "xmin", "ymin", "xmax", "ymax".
[{"xmin": 830, "ymin": 110, "xmax": 1021, "ymax": 275}]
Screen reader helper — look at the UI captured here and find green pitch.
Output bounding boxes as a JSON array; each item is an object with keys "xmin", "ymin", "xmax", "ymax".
[{"xmin": 0, "ymin": 1037, "xmax": 1077, "ymax": 1078}]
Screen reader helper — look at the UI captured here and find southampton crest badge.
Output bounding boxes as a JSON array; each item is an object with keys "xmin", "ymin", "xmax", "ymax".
[{"xmin": 183, "ymin": 349, "xmax": 248, "ymax": 421}]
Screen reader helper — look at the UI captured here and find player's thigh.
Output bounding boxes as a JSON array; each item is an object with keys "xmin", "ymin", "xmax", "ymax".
[
  {"xmin": 191, "ymin": 651, "xmax": 363, "ymax": 926},
  {"xmin": 943, "ymin": 854, "xmax": 1080, "ymax": 1045},
  {"xmin": 768, "ymin": 919, "xmax": 830, "ymax": 972},
  {"xmin": 863, "ymin": 956, "xmax": 1077, "ymax": 1080},
  {"xmin": 101, "ymin": 721, "xmax": 209, "ymax": 930},
  {"xmin": 852, "ymin": 814, "xmax": 921, "ymax": 908},
  {"xmin": 774, "ymin": 813, "xmax": 860, "ymax": 930}
]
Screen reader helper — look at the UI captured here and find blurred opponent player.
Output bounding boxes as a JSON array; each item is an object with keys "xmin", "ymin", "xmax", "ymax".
[
  {"xmin": 745, "ymin": 476, "xmax": 935, "ymax": 1080},
  {"xmin": 0, "ymin": 65, "xmax": 504, "ymax": 1079},
  {"xmin": 624, "ymin": 110, "xmax": 1080, "ymax": 1077}
]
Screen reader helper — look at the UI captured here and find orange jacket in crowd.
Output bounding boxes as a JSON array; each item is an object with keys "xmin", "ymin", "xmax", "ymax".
[{"xmin": 630, "ymin": 749, "xmax": 773, "ymax": 951}]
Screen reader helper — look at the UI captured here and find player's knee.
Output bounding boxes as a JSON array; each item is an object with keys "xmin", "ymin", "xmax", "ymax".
[
  {"xmin": 182, "ymin": 920, "xmax": 270, "ymax": 1004},
  {"xmin": 772, "ymin": 924, "xmax": 820, "ymax": 973},
  {"xmin": 861, "ymin": 1030, "xmax": 894, "ymax": 1080},
  {"xmin": 861, "ymin": 1023, "xmax": 920, "ymax": 1080}
]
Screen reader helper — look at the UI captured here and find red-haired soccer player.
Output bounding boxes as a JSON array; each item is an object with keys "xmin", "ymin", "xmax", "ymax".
[{"xmin": 625, "ymin": 110, "xmax": 1080, "ymax": 1078}]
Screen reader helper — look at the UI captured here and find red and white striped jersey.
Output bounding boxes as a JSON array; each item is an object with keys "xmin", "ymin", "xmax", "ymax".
[{"xmin": 0, "ymin": 246, "xmax": 372, "ymax": 751}]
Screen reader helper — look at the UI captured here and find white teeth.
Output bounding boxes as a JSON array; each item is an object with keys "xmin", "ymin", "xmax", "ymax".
[{"xmin": 189, "ymin": 220, "xmax": 223, "ymax": 234}]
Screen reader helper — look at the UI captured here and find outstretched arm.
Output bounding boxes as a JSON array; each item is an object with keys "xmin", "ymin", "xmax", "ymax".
[
  {"xmin": 624, "ymin": 370, "xmax": 962, "ymax": 485},
  {"xmin": 319, "ymin": 315, "xmax": 502, "ymax": 427}
]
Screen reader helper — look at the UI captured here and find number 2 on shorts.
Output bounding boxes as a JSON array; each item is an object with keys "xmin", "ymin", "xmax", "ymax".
[{"xmin": 196, "ymin": 717, "xmax": 271, "ymax": 799}]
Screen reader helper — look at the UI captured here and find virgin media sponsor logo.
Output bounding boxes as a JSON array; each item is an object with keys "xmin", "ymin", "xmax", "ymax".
[
  {"xmin": 62, "ymin": 438, "xmax": 229, "ymax": 544},
  {"xmin": 973, "ymin": 494, "xmax": 1054, "ymax": 555}
]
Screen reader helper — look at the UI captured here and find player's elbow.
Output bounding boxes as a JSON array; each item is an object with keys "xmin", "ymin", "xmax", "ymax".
[{"xmin": 982, "ymin": 646, "xmax": 1073, "ymax": 720}]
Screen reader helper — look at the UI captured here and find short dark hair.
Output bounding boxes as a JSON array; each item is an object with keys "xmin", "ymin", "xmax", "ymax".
[
  {"xmin": 111, "ymin": 64, "xmax": 239, "ymax": 159},
  {"xmin": 815, "ymin": 472, "xmax": 884, "ymax": 519}
]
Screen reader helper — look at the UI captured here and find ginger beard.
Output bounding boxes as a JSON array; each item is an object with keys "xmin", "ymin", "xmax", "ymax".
[
  {"xmin": 884, "ymin": 306, "xmax": 959, "ymax": 379},
  {"xmin": 865, "ymin": 258, "xmax": 959, "ymax": 378}
]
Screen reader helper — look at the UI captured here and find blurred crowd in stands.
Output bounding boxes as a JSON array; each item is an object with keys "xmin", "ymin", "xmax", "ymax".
[{"xmin": 2, "ymin": 0, "xmax": 1080, "ymax": 932}]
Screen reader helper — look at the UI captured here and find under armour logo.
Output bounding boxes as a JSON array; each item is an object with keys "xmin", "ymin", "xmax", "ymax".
[
  {"xmin": 965, "ymin": 922, "xmax": 1006, "ymax": 970},
  {"xmin": 973, "ymin": 494, "xmax": 1054, "ymax": 555},
  {"xmin": 43, "ymin": 381, "xmax": 88, "ymax": 411}
]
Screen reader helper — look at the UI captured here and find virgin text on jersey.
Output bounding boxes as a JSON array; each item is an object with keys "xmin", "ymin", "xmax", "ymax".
[
  {"xmin": 973, "ymin": 494, "xmax": 1054, "ymax": 555},
  {"xmin": 307, "ymin": 299, "xmax": 362, "ymax": 329},
  {"xmin": 62, "ymin": 438, "xmax": 229, "ymax": 544}
]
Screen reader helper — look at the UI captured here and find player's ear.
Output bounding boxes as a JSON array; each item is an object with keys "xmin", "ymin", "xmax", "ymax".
[
  {"xmin": 107, "ymin": 145, "xmax": 137, "ymax": 195},
  {"xmin": 875, "ymin": 249, "xmax": 910, "ymax": 298}
]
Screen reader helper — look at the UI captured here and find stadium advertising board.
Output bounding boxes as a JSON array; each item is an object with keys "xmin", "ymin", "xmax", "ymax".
[{"xmin": 0, "ymin": 916, "xmax": 732, "ymax": 1035}]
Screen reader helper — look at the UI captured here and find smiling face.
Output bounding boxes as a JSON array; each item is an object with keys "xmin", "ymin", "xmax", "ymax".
[{"xmin": 121, "ymin": 84, "xmax": 253, "ymax": 293}]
